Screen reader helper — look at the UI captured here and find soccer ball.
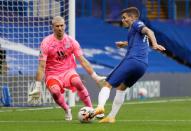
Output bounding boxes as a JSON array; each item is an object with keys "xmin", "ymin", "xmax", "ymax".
[
  {"xmin": 78, "ymin": 106, "xmax": 95, "ymax": 123},
  {"xmin": 138, "ymin": 88, "xmax": 148, "ymax": 97}
]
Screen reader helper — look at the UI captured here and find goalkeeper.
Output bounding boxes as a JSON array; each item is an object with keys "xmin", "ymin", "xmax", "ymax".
[{"xmin": 29, "ymin": 16, "xmax": 105, "ymax": 121}]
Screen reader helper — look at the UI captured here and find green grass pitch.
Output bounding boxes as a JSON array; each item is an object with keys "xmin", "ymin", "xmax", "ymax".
[{"xmin": 0, "ymin": 97, "xmax": 191, "ymax": 131}]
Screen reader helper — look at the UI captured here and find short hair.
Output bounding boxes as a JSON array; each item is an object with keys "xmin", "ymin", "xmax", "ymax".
[
  {"xmin": 52, "ymin": 16, "xmax": 65, "ymax": 25},
  {"xmin": 120, "ymin": 7, "xmax": 140, "ymax": 18}
]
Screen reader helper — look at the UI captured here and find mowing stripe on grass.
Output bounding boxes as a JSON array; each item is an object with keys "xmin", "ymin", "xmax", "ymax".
[{"xmin": 0, "ymin": 97, "xmax": 191, "ymax": 113}]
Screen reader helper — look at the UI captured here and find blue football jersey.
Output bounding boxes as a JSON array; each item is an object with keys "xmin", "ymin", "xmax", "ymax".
[{"xmin": 125, "ymin": 20, "xmax": 149, "ymax": 64}]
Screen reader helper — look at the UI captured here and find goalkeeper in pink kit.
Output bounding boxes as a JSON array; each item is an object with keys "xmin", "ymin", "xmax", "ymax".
[{"xmin": 29, "ymin": 16, "xmax": 105, "ymax": 121}]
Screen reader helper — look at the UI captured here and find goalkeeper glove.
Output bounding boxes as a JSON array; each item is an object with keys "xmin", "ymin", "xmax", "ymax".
[
  {"xmin": 28, "ymin": 81, "xmax": 41, "ymax": 104},
  {"xmin": 91, "ymin": 72, "xmax": 106, "ymax": 87},
  {"xmin": 91, "ymin": 72, "xmax": 106, "ymax": 82}
]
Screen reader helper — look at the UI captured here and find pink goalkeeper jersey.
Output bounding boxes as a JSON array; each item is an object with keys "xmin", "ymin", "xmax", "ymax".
[{"xmin": 39, "ymin": 34, "xmax": 83, "ymax": 76}]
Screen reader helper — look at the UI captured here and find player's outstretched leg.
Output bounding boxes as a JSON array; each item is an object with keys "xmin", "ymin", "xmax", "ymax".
[
  {"xmin": 65, "ymin": 108, "xmax": 72, "ymax": 121},
  {"xmin": 99, "ymin": 90, "xmax": 126, "ymax": 123},
  {"xmin": 48, "ymin": 84, "xmax": 72, "ymax": 121},
  {"xmin": 71, "ymin": 76, "xmax": 92, "ymax": 107},
  {"xmin": 94, "ymin": 86, "xmax": 111, "ymax": 118}
]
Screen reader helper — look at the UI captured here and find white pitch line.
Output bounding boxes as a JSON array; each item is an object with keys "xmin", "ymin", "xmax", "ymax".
[
  {"xmin": 0, "ymin": 107, "xmax": 56, "ymax": 113},
  {"xmin": 0, "ymin": 120, "xmax": 70, "ymax": 123},
  {"xmin": 0, "ymin": 120, "xmax": 191, "ymax": 123},
  {"xmin": 109, "ymin": 120, "xmax": 191, "ymax": 123},
  {"xmin": 123, "ymin": 98, "xmax": 191, "ymax": 105}
]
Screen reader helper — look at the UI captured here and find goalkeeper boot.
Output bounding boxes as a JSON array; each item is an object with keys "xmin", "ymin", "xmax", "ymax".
[
  {"xmin": 65, "ymin": 108, "xmax": 72, "ymax": 121},
  {"xmin": 99, "ymin": 117, "xmax": 116, "ymax": 123}
]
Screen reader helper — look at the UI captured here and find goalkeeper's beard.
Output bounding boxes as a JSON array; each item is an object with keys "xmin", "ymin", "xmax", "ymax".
[{"xmin": 56, "ymin": 32, "xmax": 64, "ymax": 39}]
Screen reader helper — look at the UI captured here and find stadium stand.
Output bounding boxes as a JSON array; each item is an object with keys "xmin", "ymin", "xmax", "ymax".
[{"xmin": 148, "ymin": 20, "xmax": 191, "ymax": 67}]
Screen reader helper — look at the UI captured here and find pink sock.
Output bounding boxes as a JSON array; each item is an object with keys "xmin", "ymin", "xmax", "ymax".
[
  {"xmin": 49, "ymin": 85, "xmax": 69, "ymax": 111},
  {"xmin": 71, "ymin": 77, "xmax": 92, "ymax": 107},
  {"xmin": 77, "ymin": 88, "xmax": 92, "ymax": 107}
]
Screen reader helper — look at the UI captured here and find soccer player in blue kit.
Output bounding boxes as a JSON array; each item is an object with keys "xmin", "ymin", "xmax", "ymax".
[{"xmin": 93, "ymin": 7, "xmax": 166, "ymax": 123}]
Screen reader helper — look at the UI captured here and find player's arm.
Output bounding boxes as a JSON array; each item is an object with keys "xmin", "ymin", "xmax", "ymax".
[
  {"xmin": 35, "ymin": 60, "xmax": 46, "ymax": 81},
  {"xmin": 28, "ymin": 38, "xmax": 47, "ymax": 104},
  {"xmin": 76, "ymin": 55, "xmax": 106, "ymax": 82},
  {"xmin": 115, "ymin": 41, "xmax": 128, "ymax": 48},
  {"xmin": 28, "ymin": 60, "xmax": 45, "ymax": 103},
  {"xmin": 31, "ymin": 60, "xmax": 45, "ymax": 93},
  {"xmin": 141, "ymin": 27, "xmax": 166, "ymax": 51}
]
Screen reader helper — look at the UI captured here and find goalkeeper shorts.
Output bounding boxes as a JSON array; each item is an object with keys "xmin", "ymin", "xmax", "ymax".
[{"xmin": 46, "ymin": 69, "xmax": 79, "ymax": 93}]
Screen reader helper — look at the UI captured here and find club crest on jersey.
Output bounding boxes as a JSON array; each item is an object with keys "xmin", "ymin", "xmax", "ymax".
[{"xmin": 65, "ymin": 43, "xmax": 70, "ymax": 49}]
